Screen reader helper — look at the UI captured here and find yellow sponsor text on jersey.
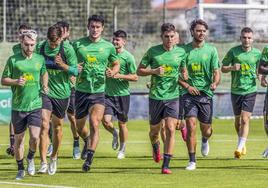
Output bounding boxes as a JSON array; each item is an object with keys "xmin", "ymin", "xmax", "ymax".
[{"xmin": 22, "ymin": 73, "xmax": 34, "ymax": 81}]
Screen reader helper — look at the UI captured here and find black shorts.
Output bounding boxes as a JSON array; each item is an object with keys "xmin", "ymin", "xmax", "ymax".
[
  {"xmin": 183, "ymin": 93, "xmax": 213, "ymax": 124},
  {"xmin": 104, "ymin": 95, "xmax": 130, "ymax": 123},
  {"xmin": 67, "ymin": 88, "xmax": 76, "ymax": 114},
  {"xmin": 12, "ymin": 109, "xmax": 42, "ymax": 134},
  {"xmin": 178, "ymin": 97, "xmax": 185, "ymax": 120},
  {"xmin": 75, "ymin": 91, "xmax": 105, "ymax": 119},
  {"xmin": 42, "ymin": 94, "xmax": 69, "ymax": 119},
  {"xmin": 231, "ymin": 92, "xmax": 257, "ymax": 116},
  {"xmin": 149, "ymin": 98, "xmax": 179, "ymax": 125}
]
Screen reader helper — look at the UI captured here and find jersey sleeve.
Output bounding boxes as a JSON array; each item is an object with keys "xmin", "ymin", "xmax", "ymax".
[
  {"xmin": 2, "ymin": 57, "xmax": 13, "ymax": 78},
  {"xmin": 127, "ymin": 54, "xmax": 137, "ymax": 74},
  {"xmin": 180, "ymin": 49, "xmax": 187, "ymax": 68},
  {"xmin": 40, "ymin": 56, "xmax": 47, "ymax": 75},
  {"xmin": 139, "ymin": 48, "xmax": 151, "ymax": 68},
  {"xmin": 222, "ymin": 48, "xmax": 234, "ymax": 66},
  {"xmin": 261, "ymin": 46, "xmax": 268, "ymax": 64},
  {"xmin": 64, "ymin": 42, "xmax": 78, "ymax": 67},
  {"xmin": 108, "ymin": 46, "xmax": 119, "ymax": 63},
  {"xmin": 211, "ymin": 47, "xmax": 220, "ymax": 70}
]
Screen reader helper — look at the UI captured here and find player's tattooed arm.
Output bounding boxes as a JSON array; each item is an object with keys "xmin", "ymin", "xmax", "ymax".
[
  {"xmin": 106, "ymin": 60, "xmax": 120, "ymax": 78},
  {"xmin": 41, "ymin": 72, "xmax": 49, "ymax": 94}
]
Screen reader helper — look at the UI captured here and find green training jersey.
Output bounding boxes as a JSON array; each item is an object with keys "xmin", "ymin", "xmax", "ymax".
[
  {"xmin": 36, "ymin": 40, "xmax": 77, "ymax": 99},
  {"xmin": 181, "ymin": 42, "xmax": 220, "ymax": 97},
  {"xmin": 260, "ymin": 46, "xmax": 268, "ymax": 91},
  {"xmin": 12, "ymin": 43, "xmax": 21, "ymax": 54},
  {"xmin": 222, "ymin": 45, "xmax": 261, "ymax": 95},
  {"xmin": 2, "ymin": 52, "xmax": 46, "ymax": 111},
  {"xmin": 140, "ymin": 44, "xmax": 186, "ymax": 100},
  {"xmin": 73, "ymin": 37, "xmax": 118, "ymax": 94},
  {"xmin": 105, "ymin": 49, "xmax": 137, "ymax": 96}
]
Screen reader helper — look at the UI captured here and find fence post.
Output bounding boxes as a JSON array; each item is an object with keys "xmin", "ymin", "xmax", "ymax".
[
  {"xmin": 87, "ymin": 0, "xmax": 91, "ymax": 36},
  {"xmin": 113, "ymin": 2, "xmax": 117, "ymax": 32},
  {"xmin": 3, "ymin": 0, "xmax": 6, "ymax": 42}
]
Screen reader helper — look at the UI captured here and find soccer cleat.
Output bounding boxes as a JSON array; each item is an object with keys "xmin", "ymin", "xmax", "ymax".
[
  {"xmin": 73, "ymin": 146, "xmax": 81, "ymax": 160},
  {"xmin": 81, "ymin": 143, "xmax": 88, "ymax": 160},
  {"xmin": 152, "ymin": 142, "xmax": 161, "ymax": 163},
  {"xmin": 262, "ymin": 147, "xmax": 268, "ymax": 158},
  {"xmin": 47, "ymin": 144, "xmax": 53, "ymax": 157},
  {"xmin": 161, "ymin": 168, "xmax": 172, "ymax": 174},
  {"xmin": 185, "ymin": 162, "xmax": 196, "ymax": 170},
  {"xmin": 48, "ymin": 158, "xmax": 57, "ymax": 175},
  {"xmin": 112, "ymin": 129, "xmax": 119, "ymax": 150},
  {"xmin": 201, "ymin": 140, "xmax": 210, "ymax": 157},
  {"xmin": 6, "ymin": 146, "xmax": 15, "ymax": 157},
  {"xmin": 38, "ymin": 162, "xmax": 48, "ymax": 174},
  {"xmin": 82, "ymin": 161, "xmax": 91, "ymax": 172},
  {"xmin": 15, "ymin": 170, "xmax": 25, "ymax": 180},
  {"xmin": 242, "ymin": 146, "xmax": 247, "ymax": 155},
  {"xmin": 117, "ymin": 151, "xmax": 125, "ymax": 159},
  {"xmin": 27, "ymin": 158, "xmax": 35, "ymax": 176},
  {"xmin": 180, "ymin": 126, "xmax": 187, "ymax": 142},
  {"xmin": 234, "ymin": 150, "xmax": 242, "ymax": 159}
]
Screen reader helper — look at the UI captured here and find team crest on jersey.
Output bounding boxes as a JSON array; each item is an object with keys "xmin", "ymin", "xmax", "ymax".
[
  {"xmin": 99, "ymin": 48, "xmax": 104, "ymax": 53},
  {"xmin": 35, "ymin": 63, "xmax": 41, "ymax": 70},
  {"xmin": 202, "ymin": 54, "xmax": 208, "ymax": 61}
]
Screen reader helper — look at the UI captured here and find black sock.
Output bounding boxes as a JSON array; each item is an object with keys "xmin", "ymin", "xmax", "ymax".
[
  {"xmin": 202, "ymin": 137, "xmax": 208, "ymax": 143},
  {"xmin": 10, "ymin": 134, "xmax": 15, "ymax": 147},
  {"xmin": 189, "ymin": 152, "xmax": 196, "ymax": 162},
  {"xmin": 162, "ymin": 153, "xmax": 172, "ymax": 169},
  {"xmin": 16, "ymin": 159, "xmax": 24, "ymax": 170},
  {"xmin": 86, "ymin": 149, "xmax": 95, "ymax": 165},
  {"xmin": 73, "ymin": 137, "xmax": 79, "ymax": 147},
  {"xmin": 152, "ymin": 141, "xmax": 160, "ymax": 153},
  {"xmin": 27, "ymin": 149, "xmax": 35, "ymax": 160}
]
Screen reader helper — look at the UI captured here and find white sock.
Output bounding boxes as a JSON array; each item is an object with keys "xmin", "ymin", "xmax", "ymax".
[
  {"xmin": 237, "ymin": 137, "xmax": 246, "ymax": 151},
  {"xmin": 119, "ymin": 143, "xmax": 126, "ymax": 152}
]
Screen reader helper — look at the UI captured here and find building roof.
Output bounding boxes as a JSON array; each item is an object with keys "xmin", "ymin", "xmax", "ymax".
[{"xmin": 155, "ymin": 0, "xmax": 222, "ymax": 10}]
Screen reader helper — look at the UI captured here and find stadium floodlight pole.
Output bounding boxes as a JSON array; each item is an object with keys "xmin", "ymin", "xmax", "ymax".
[
  {"xmin": 3, "ymin": 0, "xmax": 6, "ymax": 42},
  {"xmin": 87, "ymin": 0, "xmax": 91, "ymax": 36}
]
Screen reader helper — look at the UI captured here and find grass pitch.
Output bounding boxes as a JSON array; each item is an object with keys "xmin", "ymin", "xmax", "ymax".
[{"xmin": 0, "ymin": 119, "xmax": 268, "ymax": 188}]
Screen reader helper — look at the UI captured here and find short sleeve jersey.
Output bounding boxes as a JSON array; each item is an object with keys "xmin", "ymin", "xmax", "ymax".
[
  {"xmin": 222, "ymin": 45, "xmax": 261, "ymax": 95},
  {"xmin": 181, "ymin": 42, "xmax": 220, "ymax": 97},
  {"xmin": 2, "ymin": 53, "xmax": 46, "ymax": 111},
  {"xmin": 36, "ymin": 40, "xmax": 78, "ymax": 99},
  {"xmin": 73, "ymin": 37, "xmax": 118, "ymax": 94},
  {"xmin": 140, "ymin": 44, "xmax": 186, "ymax": 100},
  {"xmin": 105, "ymin": 49, "xmax": 137, "ymax": 96}
]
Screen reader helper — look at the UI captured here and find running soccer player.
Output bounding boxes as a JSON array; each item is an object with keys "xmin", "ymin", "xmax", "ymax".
[
  {"xmin": 72, "ymin": 15, "xmax": 120, "ymax": 172},
  {"xmin": 179, "ymin": 19, "xmax": 220, "ymax": 170},
  {"xmin": 56, "ymin": 21, "xmax": 81, "ymax": 159},
  {"xmin": 6, "ymin": 24, "xmax": 32, "ymax": 157},
  {"xmin": 137, "ymin": 23, "xmax": 187, "ymax": 174},
  {"xmin": 12, "ymin": 24, "xmax": 32, "ymax": 54},
  {"xmin": 222, "ymin": 27, "xmax": 261, "ymax": 159},
  {"xmin": 1, "ymin": 30, "xmax": 48, "ymax": 180},
  {"xmin": 102, "ymin": 30, "xmax": 138, "ymax": 159},
  {"xmin": 36, "ymin": 25, "xmax": 79, "ymax": 175},
  {"xmin": 257, "ymin": 38, "xmax": 268, "ymax": 158}
]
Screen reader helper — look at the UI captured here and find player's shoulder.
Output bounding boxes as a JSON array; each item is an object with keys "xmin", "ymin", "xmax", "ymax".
[
  {"xmin": 99, "ymin": 38, "xmax": 114, "ymax": 48},
  {"xmin": 72, "ymin": 37, "xmax": 88, "ymax": 47},
  {"xmin": 251, "ymin": 47, "xmax": 261, "ymax": 54},
  {"xmin": 32, "ymin": 52, "xmax": 45, "ymax": 60}
]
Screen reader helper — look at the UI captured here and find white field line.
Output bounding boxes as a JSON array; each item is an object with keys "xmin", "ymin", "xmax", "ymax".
[{"xmin": 0, "ymin": 181, "xmax": 75, "ymax": 188}]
